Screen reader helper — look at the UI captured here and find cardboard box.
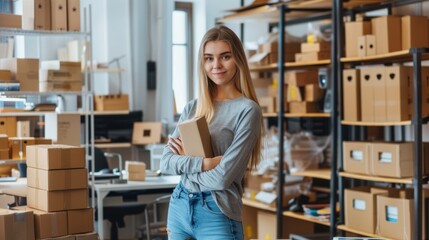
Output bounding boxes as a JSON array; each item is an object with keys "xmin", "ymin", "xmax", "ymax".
[
  {"xmin": 26, "ymin": 144, "xmax": 85, "ymax": 170},
  {"xmin": 258, "ymin": 96, "xmax": 276, "ymax": 113},
  {"xmin": 35, "ymin": 138, "xmax": 53, "ymax": 145},
  {"xmin": 401, "ymin": 15, "xmax": 429, "ymax": 50},
  {"xmin": 67, "ymin": 208, "xmax": 93, "ymax": 234},
  {"xmin": 67, "ymin": 0, "xmax": 80, "ymax": 31},
  {"xmin": 257, "ymin": 211, "xmax": 313, "ymax": 239},
  {"xmin": 9, "ymin": 137, "xmax": 36, "ymax": 160},
  {"xmin": 260, "ymin": 42, "xmax": 299, "ymax": 62},
  {"xmin": 0, "ymin": 13, "xmax": 22, "ymax": 29},
  {"xmin": 345, "ymin": 21, "xmax": 372, "ymax": 57},
  {"xmin": 44, "ymin": 113, "xmax": 81, "ymax": 146},
  {"xmin": 27, "ymin": 167, "xmax": 88, "ymax": 191},
  {"xmin": 343, "ymin": 141, "xmax": 371, "ymax": 175},
  {"xmin": 75, "ymin": 232, "xmax": 99, "ymax": 240},
  {"xmin": 360, "ymin": 67, "xmax": 376, "ymax": 122},
  {"xmin": 125, "ymin": 161, "xmax": 146, "ymax": 181},
  {"xmin": 22, "ymin": 0, "xmax": 51, "ymax": 30},
  {"xmin": 372, "ymin": 16, "xmax": 402, "ymax": 54},
  {"xmin": 371, "ymin": 142, "xmax": 413, "ymax": 178},
  {"xmin": 245, "ymin": 173, "xmax": 273, "ymax": 191},
  {"xmin": 345, "ymin": 187, "xmax": 389, "ymax": 234},
  {"xmin": 40, "ymin": 69, "xmax": 82, "ymax": 82},
  {"xmin": 0, "ymin": 116, "xmax": 17, "ymax": 137},
  {"xmin": 27, "ymin": 187, "xmax": 88, "ymax": 212},
  {"xmin": 132, "ymin": 122, "xmax": 162, "ymax": 145},
  {"xmin": 304, "ymin": 84, "xmax": 324, "ymax": 102},
  {"xmin": 178, "ymin": 116, "xmax": 213, "ymax": 158},
  {"xmin": 31, "ymin": 207, "xmax": 67, "ymax": 239},
  {"xmin": 0, "ymin": 135, "xmax": 8, "ymax": 150},
  {"xmin": 285, "ymin": 70, "xmax": 318, "ymax": 86},
  {"xmin": 0, "ymin": 70, "xmax": 12, "ymax": 80},
  {"xmin": 343, "ymin": 69, "xmax": 361, "ymax": 121},
  {"xmin": 286, "ymin": 85, "xmax": 304, "ymax": 102},
  {"xmin": 51, "ymin": 0, "xmax": 67, "ymax": 31},
  {"xmin": 39, "ymin": 81, "xmax": 82, "ymax": 92},
  {"xmin": 0, "ymin": 209, "xmax": 34, "ymax": 240},
  {"xmin": 248, "ymin": 52, "xmax": 278, "ymax": 66},
  {"xmin": 301, "ymin": 42, "xmax": 331, "ymax": 53},
  {"xmin": 0, "ymin": 149, "xmax": 8, "ymax": 160},
  {"xmin": 242, "ymin": 205, "xmax": 258, "ymax": 240},
  {"xmin": 288, "ymin": 101, "xmax": 318, "ymax": 114},
  {"xmin": 372, "ymin": 67, "xmax": 387, "ymax": 122},
  {"xmin": 295, "ymin": 52, "xmax": 330, "ymax": 62},
  {"xmin": 16, "ymin": 120, "xmax": 30, "ymax": 137},
  {"xmin": 408, "ymin": 67, "xmax": 429, "ymax": 117},
  {"xmin": 358, "ymin": 35, "xmax": 376, "ymax": 57},
  {"xmin": 385, "ymin": 66, "xmax": 412, "ymax": 121},
  {"xmin": 0, "ymin": 58, "xmax": 39, "ymax": 91},
  {"xmin": 94, "ymin": 94, "xmax": 130, "ymax": 111}
]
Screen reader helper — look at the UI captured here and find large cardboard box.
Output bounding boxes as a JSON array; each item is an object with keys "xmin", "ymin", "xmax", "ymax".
[
  {"xmin": 27, "ymin": 187, "xmax": 88, "ymax": 212},
  {"xmin": 24, "ymin": 207, "xmax": 68, "ymax": 239},
  {"xmin": 0, "ymin": 58, "xmax": 39, "ymax": 91},
  {"xmin": 345, "ymin": 21, "xmax": 372, "ymax": 57},
  {"xmin": 257, "ymin": 211, "xmax": 313, "ymax": 239},
  {"xmin": 0, "ymin": 13, "xmax": 22, "ymax": 29},
  {"xmin": 343, "ymin": 69, "xmax": 361, "ymax": 121},
  {"xmin": 132, "ymin": 122, "xmax": 162, "ymax": 145},
  {"xmin": 285, "ymin": 70, "xmax": 318, "ymax": 86},
  {"xmin": 372, "ymin": 16, "xmax": 402, "ymax": 54},
  {"xmin": 360, "ymin": 67, "xmax": 376, "ymax": 122},
  {"xmin": 22, "ymin": 0, "xmax": 51, "ymax": 30},
  {"xmin": 51, "ymin": 0, "xmax": 67, "ymax": 31},
  {"xmin": 345, "ymin": 187, "xmax": 389, "ymax": 234},
  {"xmin": 0, "ymin": 209, "xmax": 35, "ymax": 240},
  {"xmin": 0, "ymin": 116, "xmax": 17, "ymax": 137},
  {"xmin": 26, "ymin": 144, "xmax": 85, "ymax": 170},
  {"xmin": 94, "ymin": 94, "xmax": 130, "ymax": 111},
  {"xmin": 67, "ymin": 208, "xmax": 93, "ymax": 234},
  {"xmin": 304, "ymin": 84, "xmax": 324, "ymax": 102},
  {"xmin": 372, "ymin": 67, "xmax": 387, "ymax": 122},
  {"xmin": 178, "ymin": 116, "xmax": 213, "ymax": 158},
  {"xmin": 27, "ymin": 167, "xmax": 88, "ymax": 190},
  {"xmin": 125, "ymin": 161, "xmax": 146, "ymax": 181},
  {"xmin": 385, "ymin": 66, "xmax": 412, "ymax": 121},
  {"xmin": 301, "ymin": 42, "xmax": 331, "ymax": 53},
  {"xmin": 401, "ymin": 15, "xmax": 429, "ymax": 50},
  {"xmin": 343, "ymin": 141, "xmax": 371, "ymax": 175},
  {"xmin": 371, "ymin": 142, "xmax": 413, "ymax": 178},
  {"xmin": 288, "ymin": 101, "xmax": 318, "ymax": 114},
  {"xmin": 67, "ymin": 0, "xmax": 80, "ymax": 32},
  {"xmin": 9, "ymin": 137, "xmax": 36, "ymax": 159},
  {"xmin": 44, "ymin": 113, "xmax": 80, "ymax": 146}
]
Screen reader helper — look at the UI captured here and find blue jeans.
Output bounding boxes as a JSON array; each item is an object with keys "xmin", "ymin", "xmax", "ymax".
[{"xmin": 167, "ymin": 182, "xmax": 243, "ymax": 240}]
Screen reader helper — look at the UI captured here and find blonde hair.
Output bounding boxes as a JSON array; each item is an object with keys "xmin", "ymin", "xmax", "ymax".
[{"xmin": 195, "ymin": 25, "xmax": 262, "ymax": 169}]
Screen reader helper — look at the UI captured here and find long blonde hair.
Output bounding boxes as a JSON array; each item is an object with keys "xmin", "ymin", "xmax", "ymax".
[{"xmin": 195, "ymin": 25, "xmax": 262, "ymax": 169}]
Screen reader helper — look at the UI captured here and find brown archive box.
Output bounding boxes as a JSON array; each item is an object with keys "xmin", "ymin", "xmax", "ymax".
[
  {"xmin": 132, "ymin": 122, "xmax": 162, "ymax": 145},
  {"xmin": 372, "ymin": 67, "xmax": 387, "ymax": 122},
  {"xmin": 345, "ymin": 21, "xmax": 372, "ymax": 57},
  {"xmin": 178, "ymin": 116, "xmax": 213, "ymax": 158},
  {"xmin": 67, "ymin": 0, "xmax": 81, "ymax": 31},
  {"xmin": 51, "ymin": 0, "xmax": 67, "ymax": 31},
  {"xmin": 0, "ymin": 58, "xmax": 39, "ymax": 91},
  {"xmin": 26, "ymin": 144, "xmax": 85, "ymax": 170},
  {"xmin": 345, "ymin": 187, "xmax": 389, "ymax": 234},
  {"xmin": 371, "ymin": 142, "xmax": 413, "ymax": 178},
  {"xmin": 343, "ymin": 141, "xmax": 371, "ymax": 175},
  {"xmin": 27, "ymin": 167, "xmax": 88, "ymax": 191},
  {"xmin": 343, "ymin": 69, "xmax": 361, "ymax": 121},
  {"xmin": 0, "ymin": 209, "xmax": 35, "ymax": 240},
  {"xmin": 401, "ymin": 15, "xmax": 429, "ymax": 50},
  {"xmin": 0, "ymin": 116, "xmax": 17, "ymax": 137},
  {"xmin": 371, "ymin": 16, "xmax": 402, "ymax": 54},
  {"xmin": 67, "ymin": 208, "xmax": 94, "ymax": 235},
  {"xmin": 385, "ymin": 66, "xmax": 412, "ymax": 121},
  {"xmin": 27, "ymin": 187, "xmax": 88, "ymax": 212},
  {"xmin": 360, "ymin": 67, "xmax": 376, "ymax": 122},
  {"xmin": 22, "ymin": 0, "xmax": 51, "ymax": 30},
  {"xmin": 357, "ymin": 35, "xmax": 376, "ymax": 57}
]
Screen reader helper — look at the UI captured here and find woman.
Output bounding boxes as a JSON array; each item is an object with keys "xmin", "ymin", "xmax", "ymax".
[{"xmin": 160, "ymin": 25, "xmax": 262, "ymax": 240}]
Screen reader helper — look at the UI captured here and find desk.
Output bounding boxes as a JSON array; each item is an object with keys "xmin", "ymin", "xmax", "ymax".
[{"xmin": 93, "ymin": 175, "xmax": 180, "ymax": 239}]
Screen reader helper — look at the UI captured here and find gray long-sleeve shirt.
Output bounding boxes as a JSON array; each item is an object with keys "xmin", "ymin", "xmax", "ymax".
[{"xmin": 160, "ymin": 96, "xmax": 262, "ymax": 221}]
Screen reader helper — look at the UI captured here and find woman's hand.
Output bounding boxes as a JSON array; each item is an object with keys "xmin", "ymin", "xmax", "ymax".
[
  {"xmin": 168, "ymin": 137, "xmax": 184, "ymax": 155},
  {"xmin": 202, "ymin": 156, "xmax": 222, "ymax": 171}
]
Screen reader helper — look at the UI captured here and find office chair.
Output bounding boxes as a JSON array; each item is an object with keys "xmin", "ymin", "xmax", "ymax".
[
  {"xmin": 92, "ymin": 147, "xmax": 148, "ymax": 240},
  {"xmin": 138, "ymin": 194, "xmax": 171, "ymax": 240}
]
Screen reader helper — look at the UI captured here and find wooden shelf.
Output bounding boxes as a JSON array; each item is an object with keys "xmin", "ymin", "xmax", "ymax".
[
  {"xmin": 290, "ymin": 169, "xmax": 331, "ymax": 180},
  {"xmin": 263, "ymin": 113, "xmax": 330, "ymax": 118},
  {"xmin": 337, "ymin": 225, "xmax": 393, "ymax": 240},
  {"xmin": 339, "ymin": 171, "xmax": 413, "ymax": 184},
  {"xmin": 91, "ymin": 68, "xmax": 126, "ymax": 73},
  {"xmin": 93, "ymin": 110, "xmax": 130, "ymax": 115},
  {"xmin": 242, "ymin": 198, "xmax": 276, "ymax": 212},
  {"xmin": 0, "ymin": 159, "xmax": 25, "ymax": 165},
  {"xmin": 341, "ymin": 49, "xmax": 429, "ymax": 64},
  {"xmin": 283, "ymin": 211, "xmax": 330, "ymax": 227},
  {"xmin": 341, "ymin": 120, "xmax": 411, "ymax": 126},
  {"xmin": 94, "ymin": 143, "xmax": 132, "ymax": 148},
  {"xmin": 250, "ymin": 60, "xmax": 330, "ymax": 72}
]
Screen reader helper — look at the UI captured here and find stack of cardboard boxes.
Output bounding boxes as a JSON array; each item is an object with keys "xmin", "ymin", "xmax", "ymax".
[
  {"xmin": 0, "ymin": 58, "xmax": 39, "ymax": 92},
  {"xmin": 39, "ymin": 61, "xmax": 83, "ymax": 92},
  {"xmin": 295, "ymin": 41, "xmax": 331, "ymax": 62},
  {"xmin": 248, "ymin": 40, "xmax": 301, "ymax": 67},
  {"xmin": 286, "ymin": 70, "xmax": 324, "ymax": 114}
]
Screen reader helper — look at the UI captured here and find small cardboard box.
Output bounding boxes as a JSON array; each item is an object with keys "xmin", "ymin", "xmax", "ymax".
[
  {"xmin": 288, "ymin": 101, "xmax": 318, "ymax": 114},
  {"xmin": 44, "ymin": 113, "xmax": 80, "ymax": 146},
  {"xmin": 94, "ymin": 94, "xmax": 130, "ymax": 111},
  {"xmin": 0, "ymin": 116, "xmax": 17, "ymax": 137},
  {"xmin": 345, "ymin": 187, "xmax": 389, "ymax": 234},
  {"xmin": 401, "ymin": 15, "xmax": 429, "ymax": 50},
  {"xmin": 132, "ymin": 122, "xmax": 162, "ymax": 145},
  {"xmin": 39, "ymin": 81, "xmax": 82, "ymax": 92},
  {"xmin": 125, "ymin": 161, "xmax": 146, "ymax": 181},
  {"xmin": 286, "ymin": 85, "xmax": 304, "ymax": 102},
  {"xmin": 25, "ymin": 207, "xmax": 67, "ymax": 239},
  {"xmin": 360, "ymin": 67, "xmax": 376, "ymax": 122},
  {"xmin": 343, "ymin": 141, "xmax": 371, "ymax": 175},
  {"xmin": 285, "ymin": 70, "xmax": 318, "ymax": 86},
  {"xmin": 304, "ymin": 84, "xmax": 324, "ymax": 102},
  {"xmin": 26, "ymin": 144, "xmax": 85, "ymax": 170},
  {"xmin": 343, "ymin": 69, "xmax": 361, "ymax": 121},
  {"xmin": 27, "ymin": 187, "xmax": 88, "ymax": 212},
  {"xmin": 9, "ymin": 137, "xmax": 36, "ymax": 160},
  {"xmin": 345, "ymin": 21, "xmax": 372, "ymax": 57},
  {"xmin": 0, "ymin": 209, "xmax": 35, "ymax": 240},
  {"xmin": 67, "ymin": 208, "xmax": 93, "ymax": 235},
  {"xmin": 51, "ymin": 0, "xmax": 67, "ymax": 31},
  {"xmin": 178, "ymin": 116, "xmax": 213, "ymax": 158},
  {"xmin": 0, "ymin": 13, "xmax": 22, "ymax": 29},
  {"xmin": 27, "ymin": 167, "xmax": 88, "ymax": 191},
  {"xmin": 372, "ymin": 67, "xmax": 387, "ymax": 122},
  {"xmin": 75, "ymin": 232, "xmax": 99, "ymax": 240},
  {"xmin": 22, "ymin": 0, "xmax": 51, "ymax": 30},
  {"xmin": 371, "ymin": 16, "xmax": 402, "ymax": 54},
  {"xmin": 385, "ymin": 66, "xmax": 412, "ymax": 121},
  {"xmin": 295, "ymin": 51, "xmax": 330, "ymax": 62},
  {"xmin": 0, "ymin": 70, "xmax": 12, "ymax": 80},
  {"xmin": 301, "ymin": 42, "xmax": 331, "ymax": 53},
  {"xmin": 67, "ymin": 0, "xmax": 80, "ymax": 32},
  {"xmin": 371, "ymin": 142, "xmax": 413, "ymax": 178},
  {"xmin": 0, "ymin": 58, "xmax": 39, "ymax": 91},
  {"xmin": 258, "ymin": 96, "xmax": 276, "ymax": 113}
]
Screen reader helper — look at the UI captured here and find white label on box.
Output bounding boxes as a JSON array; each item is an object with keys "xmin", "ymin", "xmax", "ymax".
[
  {"xmin": 353, "ymin": 199, "xmax": 366, "ymax": 210},
  {"xmin": 378, "ymin": 152, "xmax": 393, "ymax": 163},
  {"xmin": 386, "ymin": 206, "xmax": 398, "ymax": 223},
  {"xmin": 351, "ymin": 150, "xmax": 363, "ymax": 161},
  {"xmin": 255, "ymin": 191, "xmax": 277, "ymax": 205}
]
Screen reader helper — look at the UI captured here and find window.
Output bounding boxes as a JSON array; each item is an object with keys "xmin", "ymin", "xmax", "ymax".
[{"xmin": 172, "ymin": 2, "xmax": 193, "ymax": 116}]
